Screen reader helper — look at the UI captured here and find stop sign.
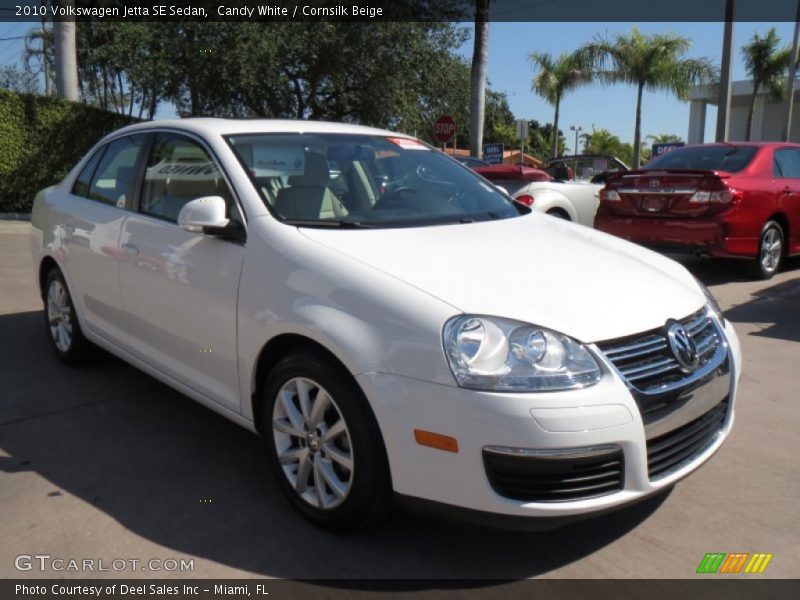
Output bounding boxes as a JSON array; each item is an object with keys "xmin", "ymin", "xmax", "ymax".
[{"xmin": 434, "ymin": 115, "xmax": 456, "ymax": 143}]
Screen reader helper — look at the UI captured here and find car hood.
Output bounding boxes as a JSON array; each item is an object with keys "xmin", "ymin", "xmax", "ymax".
[{"xmin": 298, "ymin": 213, "xmax": 705, "ymax": 342}]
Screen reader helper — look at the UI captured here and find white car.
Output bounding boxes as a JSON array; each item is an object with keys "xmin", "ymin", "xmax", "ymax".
[
  {"xmin": 31, "ymin": 119, "xmax": 741, "ymax": 530},
  {"xmin": 512, "ymin": 179, "xmax": 602, "ymax": 226}
]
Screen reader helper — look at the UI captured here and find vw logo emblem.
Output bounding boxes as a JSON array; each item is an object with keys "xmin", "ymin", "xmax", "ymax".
[
  {"xmin": 649, "ymin": 179, "xmax": 660, "ymax": 188},
  {"xmin": 667, "ymin": 322, "xmax": 699, "ymax": 372}
]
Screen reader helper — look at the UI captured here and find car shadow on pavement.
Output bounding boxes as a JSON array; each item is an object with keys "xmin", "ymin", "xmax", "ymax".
[
  {"xmin": 675, "ymin": 255, "xmax": 800, "ymax": 286},
  {"xmin": 722, "ymin": 276, "xmax": 800, "ymax": 344},
  {"xmin": 0, "ymin": 310, "xmax": 670, "ymax": 584}
]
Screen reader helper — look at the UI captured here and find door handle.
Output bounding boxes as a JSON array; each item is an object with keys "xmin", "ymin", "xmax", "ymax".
[{"xmin": 121, "ymin": 243, "xmax": 139, "ymax": 260}]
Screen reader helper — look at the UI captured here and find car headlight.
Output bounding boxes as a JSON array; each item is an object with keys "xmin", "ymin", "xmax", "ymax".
[
  {"xmin": 443, "ymin": 315, "xmax": 601, "ymax": 392},
  {"xmin": 694, "ymin": 277, "xmax": 723, "ymax": 320}
]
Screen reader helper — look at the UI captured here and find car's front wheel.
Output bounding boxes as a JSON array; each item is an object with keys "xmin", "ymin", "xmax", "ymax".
[
  {"xmin": 43, "ymin": 267, "xmax": 96, "ymax": 364},
  {"xmin": 261, "ymin": 351, "xmax": 391, "ymax": 530},
  {"xmin": 750, "ymin": 220, "xmax": 784, "ymax": 280}
]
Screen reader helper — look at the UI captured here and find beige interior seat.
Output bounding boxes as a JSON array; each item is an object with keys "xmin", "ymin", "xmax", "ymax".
[
  {"xmin": 144, "ymin": 168, "xmax": 222, "ymax": 222},
  {"xmin": 274, "ymin": 152, "xmax": 348, "ymax": 220}
]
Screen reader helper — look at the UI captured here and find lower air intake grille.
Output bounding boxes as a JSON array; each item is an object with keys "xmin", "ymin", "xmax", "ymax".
[
  {"xmin": 647, "ymin": 398, "xmax": 728, "ymax": 480},
  {"xmin": 483, "ymin": 446, "xmax": 624, "ymax": 502}
]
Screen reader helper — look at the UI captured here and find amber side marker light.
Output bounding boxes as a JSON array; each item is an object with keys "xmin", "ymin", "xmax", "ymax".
[{"xmin": 414, "ymin": 429, "xmax": 459, "ymax": 453}]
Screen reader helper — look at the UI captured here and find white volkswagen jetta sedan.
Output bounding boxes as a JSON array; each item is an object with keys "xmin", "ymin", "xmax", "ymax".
[{"xmin": 31, "ymin": 119, "xmax": 741, "ymax": 530}]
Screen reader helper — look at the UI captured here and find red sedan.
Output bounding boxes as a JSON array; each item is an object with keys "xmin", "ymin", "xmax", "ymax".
[{"xmin": 595, "ymin": 142, "xmax": 800, "ymax": 279}]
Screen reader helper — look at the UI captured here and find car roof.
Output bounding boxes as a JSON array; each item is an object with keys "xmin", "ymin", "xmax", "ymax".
[
  {"xmin": 677, "ymin": 142, "xmax": 799, "ymax": 149},
  {"xmin": 107, "ymin": 118, "xmax": 410, "ymax": 141}
]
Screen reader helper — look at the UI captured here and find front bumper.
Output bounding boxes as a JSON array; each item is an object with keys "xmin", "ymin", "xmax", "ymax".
[{"xmin": 357, "ymin": 317, "xmax": 741, "ymax": 520}]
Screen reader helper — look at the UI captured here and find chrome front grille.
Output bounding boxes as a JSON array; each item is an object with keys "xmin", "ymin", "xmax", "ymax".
[{"xmin": 597, "ymin": 309, "xmax": 722, "ymax": 393}]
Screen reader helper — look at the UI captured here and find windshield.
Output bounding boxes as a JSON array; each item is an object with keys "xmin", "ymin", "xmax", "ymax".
[
  {"xmin": 226, "ymin": 133, "xmax": 522, "ymax": 227},
  {"xmin": 645, "ymin": 145, "xmax": 757, "ymax": 173}
]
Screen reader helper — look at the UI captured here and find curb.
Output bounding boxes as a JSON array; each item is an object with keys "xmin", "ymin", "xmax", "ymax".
[{"xmin": 0, "ymin": 213, "xmax": 31, "ymax": 221}]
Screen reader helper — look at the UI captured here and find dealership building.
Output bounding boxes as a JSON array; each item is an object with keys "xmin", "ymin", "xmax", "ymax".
[{"xmin": 687, "ymin": 80, "xmax": 800, "ymax": 143}]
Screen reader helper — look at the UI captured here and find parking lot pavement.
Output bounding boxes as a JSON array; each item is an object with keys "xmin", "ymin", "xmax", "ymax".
[{"xmin": 1, "ymin": 219, "xmax": 798, "ymax": 581}]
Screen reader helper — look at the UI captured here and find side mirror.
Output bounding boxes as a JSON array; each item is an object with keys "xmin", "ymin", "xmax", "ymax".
[{"xmin": 178, "ymin": 196, "xmax": 229, "ymax": 233}]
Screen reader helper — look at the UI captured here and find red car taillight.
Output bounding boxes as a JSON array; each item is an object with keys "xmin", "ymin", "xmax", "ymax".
[
  {"xmin": 515, "ymin": 194, "xmax": 534, "ymax": 207},
  {"xmin": 689, "ymin": 187, "xmax": 740, "ymax": 204}
]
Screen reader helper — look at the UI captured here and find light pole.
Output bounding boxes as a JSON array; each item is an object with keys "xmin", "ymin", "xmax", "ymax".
[{"xmin": 570, "ymin": 125, "xmax": 583, "ymax": 155}]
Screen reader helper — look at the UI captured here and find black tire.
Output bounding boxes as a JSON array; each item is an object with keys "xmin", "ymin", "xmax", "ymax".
[
  {"xmin": 42, "ymin": 267, "xmax": 96, "ymax": 365},
  {"xmin": 261, "ymin": 350, "xmax": 392, "ymax": 530},
  {"xmin": 749, "ymin": 220, "xmax": 784, "ymax": 280},
  {"xmin": 546, "ymin": 208, "xmax": 571, "ymax": 220}
]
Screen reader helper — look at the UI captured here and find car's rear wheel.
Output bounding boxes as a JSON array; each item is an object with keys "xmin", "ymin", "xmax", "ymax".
[
  {"xmin": 261, "ymin": 351, "xmax": 391, "ymax": 530},
  {"xmin": 43, "ymin": 267, "xmax": 95, "ymax": 364},
  {"xmin": 750, "ymin": 221, "xmax": 784, "ymax": 280}
]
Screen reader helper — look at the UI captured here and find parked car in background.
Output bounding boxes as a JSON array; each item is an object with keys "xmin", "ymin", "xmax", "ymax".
[
  {"xmin": 453, "ymin": 156, "xmax": 490, "ymax": 169},
  {"xmin": 595, "ymin": 142, "xmax": 800, "ymax": 279},
  {"xmin": 546, "ymin": 154, "xmax": 629, "ymax": 184},
  {"xmin": 31, "ymin": 119, "xmax": 741, "ymax": 531},
  {"xmin": 479, "ymin": 156, "xmax": 630, "ymax": 227},
  {"xmin": 473, "ymin": 163, "xmax": 552, "ymax": 196}
]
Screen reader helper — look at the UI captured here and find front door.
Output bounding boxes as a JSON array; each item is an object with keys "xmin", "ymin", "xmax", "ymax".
[{"xmin": 118, "ymin": 132, "xmax": 245, "ymax": 412}]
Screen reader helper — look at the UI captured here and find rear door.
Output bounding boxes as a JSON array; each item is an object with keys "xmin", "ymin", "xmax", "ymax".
[
  {"xmin": 773, "ymin": 148, "xmax": 800, "ymax": 252},
  {"xmin": 61, "ymin": 134, "xmax": 146, "ymax": 347},
  {"xmin": 118, "ymin": 131, "xmax": 246, "ymax": 412}
]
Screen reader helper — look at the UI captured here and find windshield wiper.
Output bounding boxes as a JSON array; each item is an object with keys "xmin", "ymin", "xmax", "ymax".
[{"xmin": 284, "ymin": 219, "xmax": 374, "ymax": 229}]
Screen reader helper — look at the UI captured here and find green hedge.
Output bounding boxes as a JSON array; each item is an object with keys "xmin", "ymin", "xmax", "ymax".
[{"xmin": 0, "ymin": 89, "xmax": 138, "ymax": 213}]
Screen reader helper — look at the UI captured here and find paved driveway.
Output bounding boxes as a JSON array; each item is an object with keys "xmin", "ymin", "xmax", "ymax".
[{"xmin": 1, "ymin": 220, "xmax": 798, "ymax": 580}]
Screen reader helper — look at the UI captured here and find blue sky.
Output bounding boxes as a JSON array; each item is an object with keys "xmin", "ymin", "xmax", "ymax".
[
  {"xmin": 458, "ymin": 22, "xmax": 797, "ymax": 149},
  {"xmin": 1, "ymin": 20, "xmax": 796, "ymax": 147}
]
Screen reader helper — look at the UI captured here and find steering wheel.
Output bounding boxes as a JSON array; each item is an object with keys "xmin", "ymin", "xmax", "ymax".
[{"xmin": 374, "ymin": 186, "xmax": 417, "ymax": 210}]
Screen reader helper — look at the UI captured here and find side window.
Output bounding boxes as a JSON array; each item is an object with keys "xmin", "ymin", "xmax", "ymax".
[
  {"xmin": 86, "ymin": 135, "xmax": 145, "ymax": 208},
  {"xmin": 773, "ymin": 149, "xmax": 800, "ymax": 178},
  {"xmin": 71, "ymin": 146, "xmax": 106, "ymax": 198},
  {"xmin": 140, "ymin": 133, "xmax": 233, "ymax": 223}
]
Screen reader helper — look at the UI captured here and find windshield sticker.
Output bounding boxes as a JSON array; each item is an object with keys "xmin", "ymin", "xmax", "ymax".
[
  {"xmin": 385, "ymin": 137, "xmax": 429, "ymax": 150},
  {"xmin": 252, "ymin": 146, "xmax": 305, "ymax": 177}
]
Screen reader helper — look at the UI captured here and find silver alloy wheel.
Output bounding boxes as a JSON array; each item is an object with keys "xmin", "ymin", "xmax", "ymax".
[
  {"xmin": 47, "ymin": 279, "xmax": 73, "ymax": 353},
  {"xmin": 760, "ymin": 228, "xmax": 782, "ymax": 274},
  {"xmin": 272, "ymin": 377, "xmax": 354, "ymax": 510}
]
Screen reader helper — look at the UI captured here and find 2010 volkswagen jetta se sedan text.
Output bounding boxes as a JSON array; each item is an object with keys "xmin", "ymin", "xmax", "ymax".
[{"xmin": 30, "ymin": 119, "xmax": 742, "ymax": 530}]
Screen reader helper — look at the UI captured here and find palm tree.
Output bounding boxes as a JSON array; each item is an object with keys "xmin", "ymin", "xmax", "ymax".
[
  {"xmin": 529, "ymin": 51, "xmax": 591, "ymax": 159},
  {"xmin": 742, "ymin": 28, "xmax": 792, "ymax": 141},
  {"xmin": 580, "ymin": 28, "xmax": 715, "ymax": 167},
  {"xmin": 23, "ymin": 26, "xmax": 54, "ymax": 95},
  {"xmin": 580, "ymin": 127, "xmax": 624, "ymax": 156},
  {"xmin": 646, "ymin": 133, "xmax": 683, "ymax": 143},
  {"xmin": 54, "ymin": 9, "xmax": 80, "ymax": 101},
  {"xmin": 469, "ymin": 0, "xmax": 490, "ymax": 158}
]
